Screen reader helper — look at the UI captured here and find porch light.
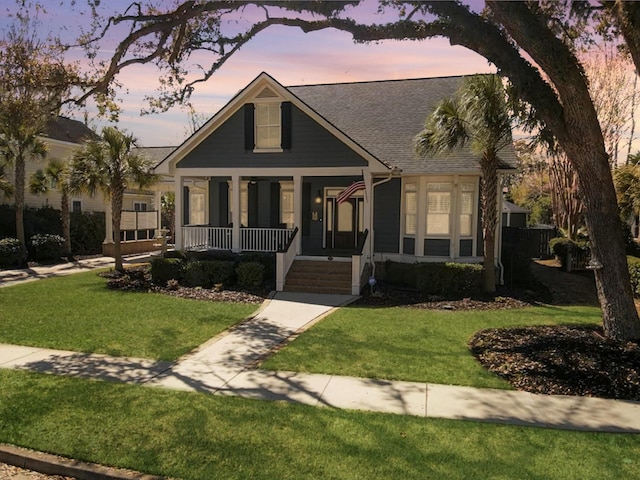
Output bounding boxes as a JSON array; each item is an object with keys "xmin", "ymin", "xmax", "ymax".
[{"xmin": 315, "ymin": 190, "xmax": 322, "ymax": 204}]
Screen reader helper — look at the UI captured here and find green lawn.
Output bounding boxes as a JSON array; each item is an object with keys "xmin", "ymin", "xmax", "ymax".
[
  {"xmin": 262, "ymin": 304, "xmax": 602, "ymax": 388},
  {"xmin": 0, "ymin": 369, "xmax": 637, "ymax": 480},
  {"xmin": 0, "ymin": 271, "xmax": 258, "ymax": 360}
]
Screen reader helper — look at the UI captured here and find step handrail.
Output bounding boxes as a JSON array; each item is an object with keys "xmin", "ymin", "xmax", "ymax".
[{"xmin": 276, "ymin": 227, "xmax": 299, "ymax": 291}]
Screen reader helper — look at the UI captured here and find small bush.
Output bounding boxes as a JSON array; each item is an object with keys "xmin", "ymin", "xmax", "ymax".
[
  {"xmin": 550, "ymin": 237, "xmax": 589, "ymax": 270},
  {"xmin": 415, "ymin": 262, "xmax": 483, "ymax": 295},
  {"xmin": 0, "ymin": 237, "xmax": 26, "ymax": 269},
  {"xmin": 150, "ymin": 257, "xmax": 183, "ymax": 285},
  {"xmin": 236, "ymin": 261, "xmax": 265, "ymax": 289},
  {"xmin": 29, "ymin": 233, "xmax": 65, "ymax": 262},
  {"xmin": 183, "ymin": 260, "xmax": 236, "ymax": 288}
]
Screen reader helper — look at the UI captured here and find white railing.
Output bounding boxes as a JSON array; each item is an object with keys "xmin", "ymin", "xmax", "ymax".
[
  {"xmin": 351, "ymin": 229, "xmax": 370, "ymax": 295},
  {"xmin": 182, "ymin": 226, "xmax": 232, "ymax": 251},
  {"xmin": 241, "ymin": 227, "xmax": 295, "ymax": 252},
  {"xmin": 276, "ymin": 227, "xmax": 299, "ymax": 291}
]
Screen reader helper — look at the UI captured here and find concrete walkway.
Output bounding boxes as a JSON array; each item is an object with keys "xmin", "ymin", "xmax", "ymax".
[{"xmin": 1, "ymin": 259, "xmax": 640, "ymax": 433}]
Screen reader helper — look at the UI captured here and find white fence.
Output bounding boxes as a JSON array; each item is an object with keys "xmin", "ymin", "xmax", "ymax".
[{"xmin": 120, "ymin": 211, "xmax": 158, "ymax": 231}]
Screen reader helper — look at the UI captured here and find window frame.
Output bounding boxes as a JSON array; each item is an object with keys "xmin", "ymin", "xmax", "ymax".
[
  {"xmin": 254, "ymin": 101, "xmax": 283, "ymax": 152},
  {"xmin": 425, "ymin": 183, "xmax": 452, "ymax": 237}
]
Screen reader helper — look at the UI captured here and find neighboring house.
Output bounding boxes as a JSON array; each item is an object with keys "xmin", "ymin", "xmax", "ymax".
[
  {"xmin": 154, "ymin": 72, "xmax": 517, "ymax": 293},
  {"xmin": 0, "ymin": 117, "xmax": 160, "ymax": 253},
  {"xmin": 502, "ymin": 201, "xmax": 529, "ymax": 228}
]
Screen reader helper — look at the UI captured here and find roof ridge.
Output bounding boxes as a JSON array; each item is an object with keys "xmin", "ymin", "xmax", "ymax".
[{"xmin": 286, "ymin": 73, "xmax": 490, "ymax": 89}]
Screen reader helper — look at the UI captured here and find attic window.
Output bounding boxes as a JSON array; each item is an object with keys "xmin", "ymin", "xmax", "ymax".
[
  {"xmin": 255, "ymin": 103, "xmax": 281, "ymax": 149},
  {"xmin": 244, "ymin": 101, "xmax": 292, "ymax": 151},
  {"xmin": 256, "ymin": 87, "xmax": 278, "ymax": 99}
]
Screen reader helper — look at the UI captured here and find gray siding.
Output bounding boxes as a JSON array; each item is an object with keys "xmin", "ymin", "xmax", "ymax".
[
  {"xmin": 177, "ymin": 106, "xmax": 368, "ymax": 169},
  {"xmin": 373, "ymin": 178, "xmax": 401, "ymax": 253},
  {"xmin": 460, "ymin": 239, "xmax": 473, "ymax": 257}
]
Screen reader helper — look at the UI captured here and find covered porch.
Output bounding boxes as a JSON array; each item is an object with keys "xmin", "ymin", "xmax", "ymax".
[{"xmin": 173, "ymin": 169, "xmax": 374, "ymax": 294}]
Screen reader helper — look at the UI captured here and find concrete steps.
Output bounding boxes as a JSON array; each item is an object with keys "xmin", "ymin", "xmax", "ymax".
[{"xmin": 284, "ymin": 260, "xmax": 352, "ymax": 295}]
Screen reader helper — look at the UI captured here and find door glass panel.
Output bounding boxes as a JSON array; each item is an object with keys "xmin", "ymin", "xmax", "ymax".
[{"xmin": 338, "ymin": 202, "xmax": 353, "ymax": 232}]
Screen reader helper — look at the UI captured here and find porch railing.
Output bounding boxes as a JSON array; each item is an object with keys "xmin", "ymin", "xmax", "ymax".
[
  {"xmin": 182, "ymin": 226, "xmax": 232, "ymax": 251},
  {"xmin": 276, "ymin": 227, "xmax": 299, "ymax": 291},
  {"xmin": 241, "ymin": 227, "xmax": 295, "ymax": 252},
  {"xmin": 182, "ymin": 226, "xmax": 294, "ymax": 252}
]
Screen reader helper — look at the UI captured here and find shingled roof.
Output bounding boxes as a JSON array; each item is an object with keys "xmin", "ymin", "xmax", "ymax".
[
  {"xmin": 288, "ymin": 75, "xmax": 517, "ymax": 174},
  {"xmin": 42, "ymin": 116, "xmax": 98, "ymax": 144}
]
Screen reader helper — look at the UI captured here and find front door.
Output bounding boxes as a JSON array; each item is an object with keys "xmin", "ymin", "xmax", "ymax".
[{"xmin": 325, "ymin": 191, "xmax": 364, "ymax": 250}]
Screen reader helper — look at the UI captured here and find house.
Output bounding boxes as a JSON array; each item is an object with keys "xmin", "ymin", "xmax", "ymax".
[
  {"xmin": 502, "ymin": 200, "xmax": 529, "ymax": 228},
  {"xmin": 154, "ymin": 72, "xmax": 517, "ymax": 294},
  {"xmin": 0, "ymin": 116, "xmax": 160, "ymax": 254}
]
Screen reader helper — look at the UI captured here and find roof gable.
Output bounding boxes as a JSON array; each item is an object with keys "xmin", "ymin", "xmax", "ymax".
[
  {"xmin": 155, "ymin": 72, "xmax": 389, "ymax": 174},
  {"xmin": 42, "ymin": 116, "xmax": 98, "ymax": 144}
]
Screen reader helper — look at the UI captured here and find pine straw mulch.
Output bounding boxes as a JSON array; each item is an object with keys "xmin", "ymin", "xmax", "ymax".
[{"xmin": 102, "ymin": 262, "xmax": 640, "ymax": 401}]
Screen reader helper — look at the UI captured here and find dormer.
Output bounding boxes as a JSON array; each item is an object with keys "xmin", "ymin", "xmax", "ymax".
[{"xmin": 244, "ymin": 85, "xmax": 292, "ymax": 153}]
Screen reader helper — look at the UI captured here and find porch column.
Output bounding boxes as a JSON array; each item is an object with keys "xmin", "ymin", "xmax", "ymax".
[
  {"xmin": 104, "ymin": 198, "xmax": 113, "ymax": 245},
  {"xmin": 232, "ymin": 174, "xmax": 241, "ymax": 252},
  {"xmin": 293, "ymin": 174, "xmax": 302, "ymax": 254},
  {"xmin": 174, "ymin": 175, "xmax": 183, "ymax": 250},
  {"xmin": 154, "ymin": 189, "xmax": 162, "ymax": 235}
]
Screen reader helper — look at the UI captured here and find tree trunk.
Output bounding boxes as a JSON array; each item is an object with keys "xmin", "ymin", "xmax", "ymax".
[
  {"xmin": 14, "ymin": 156, "xmax": 26, "ymax": 254},
  {"xmin": 564, "ymin": 139, "xmax": 640, "ymax": 340},
  {"xmin": 112, "ymin": 189, "xmax": 124, "ymax": 272},
  {"xmin": 481, "ymin": 151, "xmax": 499, "ymax": 293}
]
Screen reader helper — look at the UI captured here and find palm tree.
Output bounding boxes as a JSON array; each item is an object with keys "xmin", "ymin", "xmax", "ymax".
[
  {"xmin": 415, "ymin": 75, "xmax": 513, "ymax": 293},
  {"xmin": 0, "ymin": 126, "xmax": 47, "ymax": 250},
  {"xmin": 69, "ymin": 126, "xmax": 157, "ymax": 271},
  {"xmin": 614, "ymin": 163, "xmax": 640, "ymax": 221},
  {"xmin": 29, "ymin": 158, "xmax": 72, "ymax": 256}
]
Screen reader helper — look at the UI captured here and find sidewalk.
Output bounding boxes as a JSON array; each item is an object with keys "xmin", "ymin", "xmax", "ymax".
[
  {"xmin": 0, "ymin": 253, "xmax": 154, "ymax": 288},
  {"xmin": 0, "ymin": 284, "xmax": 638, "ymax": 433}
]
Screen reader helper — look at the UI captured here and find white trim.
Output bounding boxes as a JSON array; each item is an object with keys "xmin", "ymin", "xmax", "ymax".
[{"xmin": 174, "ymin": 167, "xmax": 371, "ymax": 177}]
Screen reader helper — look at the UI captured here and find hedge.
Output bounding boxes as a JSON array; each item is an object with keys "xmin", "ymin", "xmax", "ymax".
[{"xmin": 379, "ymin": 260, "xmax": 483, "ymax": 296}]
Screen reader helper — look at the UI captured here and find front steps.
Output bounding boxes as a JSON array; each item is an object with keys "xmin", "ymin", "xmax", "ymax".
[{"xmin": 284, "ymin": 259, "xmax": 352, "ymax": 295}]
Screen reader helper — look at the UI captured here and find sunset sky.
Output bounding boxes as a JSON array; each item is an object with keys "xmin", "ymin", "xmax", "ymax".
[{"xmin": 0, "ymin": 1, "xmax": 495, "ymax": 147}]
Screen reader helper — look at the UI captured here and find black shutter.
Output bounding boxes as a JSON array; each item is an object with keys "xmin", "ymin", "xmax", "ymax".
[
  {"xmin": 183, "ymin": 186, "xmax": 190, "ymax": 225},
  {"xmin": 281, "ymin": 101, "xmax": 292, "ymax": 150},
  {"xmin": 270, "ymin": 182, "xmax": 281, "ymax": 228},
  {"xmin": 244, "ymin": 103, "xmax": 255, "ymax": 151}
]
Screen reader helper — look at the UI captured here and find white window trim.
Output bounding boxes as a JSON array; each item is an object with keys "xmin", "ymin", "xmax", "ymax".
[
  {"xmin": 133, "ymin": 202, "xmax": 148, "ymax": 212},
  {"xmin": 279, "ymin": 181, "xmax": 294, "ymax": 229}
]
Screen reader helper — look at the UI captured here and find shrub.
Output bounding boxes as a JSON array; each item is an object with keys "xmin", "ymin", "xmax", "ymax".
[
  {"xmin": 70, "ymin": 211, "xmax": 105, "ymax": 255},
  {"xmin": 378, "ymin": 260, "xmax": 483, "ymax": 295},
  {"xmin": 236, "ymin": 261, "xmax": 265, "ymax": 289},
  {"xmin": 183, "ymin": 260, "xmax": 236, "ymax": 288},
  {"xmin": 150, "ymin": 257, "xmax": 183, "ymax": 285},
  {"xmin": 239, "ymin": 252, "xmax": 275, "ymax": 285},
  {"xmin": 0, "ymin": 237, "xmax": 26, "ymax": 269},
  {"xmin": 549, "ymin": 237, "xmax": 589, "ymax": 270},
  {"xmin": 628, "ymin": 256, "xmax": 640, "ymax": 297},
  {"xmin": 415, "ymin": 262, "xmax": 483, "ymax": 295},
  {"xmin": 29, "ymin": 234, "xmax": 65, "ymax": 262}
]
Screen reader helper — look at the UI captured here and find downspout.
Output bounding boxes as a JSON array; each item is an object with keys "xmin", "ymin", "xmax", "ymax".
[{"xmin": 369, "ymin": 167, "xmax": 401, "ymax": 278}]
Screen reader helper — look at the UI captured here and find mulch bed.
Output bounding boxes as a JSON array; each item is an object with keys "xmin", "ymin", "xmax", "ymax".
[{"xmin": 469, "ymin": 325, "xmax": 640, "ymax": 401}]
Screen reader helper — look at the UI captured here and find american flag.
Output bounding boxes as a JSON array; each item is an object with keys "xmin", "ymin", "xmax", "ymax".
[{"xmin": 336, "ymin": 180, "xmax": 366, "ymax": 205}]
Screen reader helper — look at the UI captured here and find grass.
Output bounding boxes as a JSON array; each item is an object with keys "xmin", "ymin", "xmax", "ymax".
[
  {"xmin": 262, "ymin": 304, "xmax": 603, "ymax": 388},
  {"xmin": 0, "ymin": 369, "xmax": 638, "ymax": 480},
  {"xmin": 0, "ymin": 271, "xmax": 258, "ymax": 360}
]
